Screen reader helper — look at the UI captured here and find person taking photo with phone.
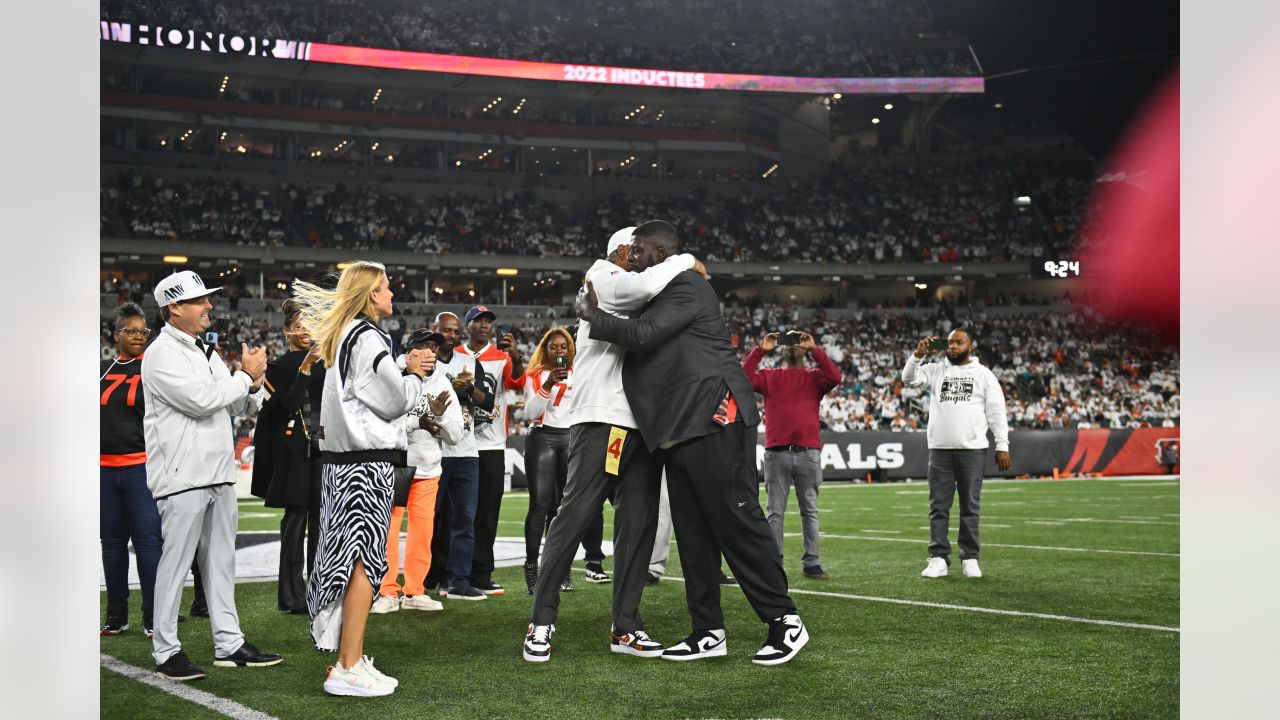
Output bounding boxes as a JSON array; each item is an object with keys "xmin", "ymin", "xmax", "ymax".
[
  {"xmin": 743, "ymin": 329, "xmax": 842, "ymax": 580},
  {"xmin": 519, "ymin": 327, "xmax": 609, "ymax": 593},
  {"xmin": 902, "ymin": 328, "xmax": 1011, "ymax": 580}
]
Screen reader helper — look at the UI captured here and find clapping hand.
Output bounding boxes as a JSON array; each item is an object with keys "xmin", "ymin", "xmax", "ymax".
[{"xmin": 427, "ymin": 390, "xmax": 452, "ymax": 418}]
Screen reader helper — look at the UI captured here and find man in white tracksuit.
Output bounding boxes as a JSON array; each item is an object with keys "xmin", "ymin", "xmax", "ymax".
[
  {"xmin": 143, "ymin": 271, "xmax": 283, "ymax": 681},
  {"xmin": 901, "ymin": 328, "xmax": 1011, "ymax": 579}
]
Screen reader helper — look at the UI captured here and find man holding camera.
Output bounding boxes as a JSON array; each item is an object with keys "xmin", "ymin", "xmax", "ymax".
[
  {"xmin": 143, "ymin": 271, "xmax": 283, "ymax": 681},
  {"xmin": 743, "ymin": 330, "xmax": 842, "ymax": 580},
  {"xmin": 456, "ymin": 306, "xmax": 526, "ymax": 596},
  {"xmin": 902, "ymin": 329, "xmax": 1011, "ymax": 580}
]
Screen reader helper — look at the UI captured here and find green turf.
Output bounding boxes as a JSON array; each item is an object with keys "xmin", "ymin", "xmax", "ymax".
[{"xmin": 103, "ymin": 478, "xmax": 1179, "ymax": 719}]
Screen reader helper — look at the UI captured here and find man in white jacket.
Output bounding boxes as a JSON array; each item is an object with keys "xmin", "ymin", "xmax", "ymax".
[
  {"xmin": 142, "ymin": 271, "xmax": 283, "ymax": 681},
  {"xmin": 901, "ymin": 328, "xmax": 1011, "ymax": 580}
]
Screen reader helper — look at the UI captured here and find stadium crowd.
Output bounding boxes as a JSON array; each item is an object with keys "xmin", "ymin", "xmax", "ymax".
[
  {"xmin": 103, "ymin": 157, "xmax": 1093, "ymax": 264},
  {"xmin": 101, "ymin": 299, "xmax": 1179, "ymax": 436},
  {"xmin": 102, "ymin": 0, "xmax": 977, "ymax": 78}
]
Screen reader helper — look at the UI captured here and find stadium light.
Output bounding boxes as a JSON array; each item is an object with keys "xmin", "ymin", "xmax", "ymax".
[
  {"xmin": 871, "ymin": 118, "xmax": 881, "ymax": 124},
  {"xmin": 915, "ymin": 283, "xmax": 928, "ymax": 290},
  {"xmin": 1015, "ymin": 195, "xmax": 1032, "ymax": 206},
  {"xmin": 884, "ymin": 103, "xmax": 894, "ymax": 110},
  {"xmin": 833, "ymin": 93, "xmax": 842, "ymax": 99},
  {"xmin": 336, "ymin": 262, "xmax": 352, "ymax": 270},
  {"xmin": 496, "ymin": 268, "xmax": 519, "ymax": 276},
  {"xmin": 994, "ymin": 102, "xmax": 1004, "ymax": 109},
  {"xmin": 163, "ymin": 255, "xmax": 188, "ymax": 264}
]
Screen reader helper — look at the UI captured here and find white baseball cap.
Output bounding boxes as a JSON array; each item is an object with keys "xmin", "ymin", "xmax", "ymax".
[
  {"xmin": 606, "ymin": 226, "xmax": 636, "ymax": 256},
  {"xmin": 154, "ymin": 270, "xmax": 221, "ymax": 307}
]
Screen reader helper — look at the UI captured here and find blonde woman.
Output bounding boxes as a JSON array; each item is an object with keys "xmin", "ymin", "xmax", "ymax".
[{"xmin": 291, "ymin": 261, "xmax": 434, "ymax": 697}]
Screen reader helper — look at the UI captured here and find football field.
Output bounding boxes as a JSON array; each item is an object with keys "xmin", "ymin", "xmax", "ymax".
[{"xmin": 100, "ymin": 477, "xmax": 1180, "ymax": 719}]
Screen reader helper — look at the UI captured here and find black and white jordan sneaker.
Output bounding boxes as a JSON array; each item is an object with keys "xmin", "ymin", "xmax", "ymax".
[
  {"xmin": 751, "ymin": 614, "xmax": 809, "ymax": 666},
  {"xmin": 661, "ymin": 629, "xmax": 727, "ymax": 661}
]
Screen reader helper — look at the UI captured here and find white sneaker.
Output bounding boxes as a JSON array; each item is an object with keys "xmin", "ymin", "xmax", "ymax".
[
  {"xmin": 962, "ymin": 559, "xmax": 983, "ymax": 578},
  {"xmin": 921, "ymin": 557, "xmax": 948, "ymax": 578},
  {"xmin": 369, "ymin": 595, "xmax": 401, "ymax": 614},
  {"xmin": 401, "ymin": 594, "xmax": 444, "ymax": 612},
  {"xmin": 323, "ymin": 659, "xmax": 395, "ymax": 697},
  {"xmin": 358, "ymin": 656, "xmax": 398, "ymax": 688}
]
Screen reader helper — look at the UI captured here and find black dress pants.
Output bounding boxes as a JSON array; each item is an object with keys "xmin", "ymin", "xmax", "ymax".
[{"xmin": 663, "ymin": 420, "xmax": 796, "ymax": 631}]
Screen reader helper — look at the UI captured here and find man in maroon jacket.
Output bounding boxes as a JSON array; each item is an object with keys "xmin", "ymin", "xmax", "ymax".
[{"xmin": 743, "ymin": 331, "xmax": 842, "ymax": 579}]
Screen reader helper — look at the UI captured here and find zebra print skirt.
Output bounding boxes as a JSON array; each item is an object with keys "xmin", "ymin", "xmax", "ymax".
[{"xmin": 307, "ymin": 460, "xmax": 395, "ymax": 651}]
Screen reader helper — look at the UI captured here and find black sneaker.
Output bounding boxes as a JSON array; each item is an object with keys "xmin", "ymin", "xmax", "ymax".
[
  {"xmin": 662, "ymin": 629, "xmax": 727, "ymax": 661},
  {"xmin": 473, "ymin": 579, "xmax": 505, "ymax": 596},
  {"xmin": 100, "ymin": 601, "xmax": 128, "ymax": 636},
  {"xmin": 751, "ymin": 614, "xmax": 809, "ymax": 666},
  {"xmin": 644, "ymin": 573, "xmax": 661, "ymax": 587},
  {"xmin": 560, "ymin": 573, "xmax": 575, "ymax": 592},
  {"xmin": 443, "ymin": 583, "xmax": 488, "ymax": 601},
  {"xmin": 523, "ymin": 562, "xmax": 538, "ymax": 595},
  {"xmin": 213, "ymin": 641, "xmax": 284, "ymax": 668},
  {"xmin": 719, "ymin": 572, "xmax": 738, "ymax": 586},
  {"xmin": 803, "ymin": 565, "xmax": 831, "ymax": 580},
  {"xmin": 155, "ymin": 650, "xmax": 207, "ymax": 681},
  {"xmin": 584, "ymin": 562, "xmax": 611, "ymax": 584},
  {"xmin": 144, "ymin": 619, "xmax": 154, "ymax": 639}
]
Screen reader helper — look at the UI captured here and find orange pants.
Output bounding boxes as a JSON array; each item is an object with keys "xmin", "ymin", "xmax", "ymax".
[{"xmin": 379, "ymin": 475, "xmax": 439, "ymax": 597}]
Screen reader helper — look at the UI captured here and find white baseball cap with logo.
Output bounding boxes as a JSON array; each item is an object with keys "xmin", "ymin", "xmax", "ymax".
[
  {"xmin": 153, "ymin": 270, "xmax": 222, "ymax": 307},
  {"xmin": 606, "ymin": 226, "xmax": 636, "ymax": 256}
]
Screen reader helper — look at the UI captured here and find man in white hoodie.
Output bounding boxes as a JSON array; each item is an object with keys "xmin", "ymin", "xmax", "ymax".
[
  {"xmin": 901, "ymin": 328, "xmax": 1011, "ymax": 580},
  {"xmin": 142, "ymin": 271, "xmax": 283, "ymax": 681}
]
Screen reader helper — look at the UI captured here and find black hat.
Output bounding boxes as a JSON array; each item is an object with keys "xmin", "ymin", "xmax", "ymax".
[{"xmin": 404, "ymin": 328, "xmax": 445, "ymax": 351}]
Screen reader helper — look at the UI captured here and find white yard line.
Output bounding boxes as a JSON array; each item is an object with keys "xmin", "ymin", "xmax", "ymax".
[
  {"xmin": 800, "ymin": 533, "xmax": 1179, "ymax": 557},
  {"xmin": 101, "ymin": 654, "xmax": 281, "ymax": 720},
  {"xmin": 650, "ymin": 576, "xmax": 1178, "ymax": 633},
  {"xmin": 990, "ymin": 516, "xmax": 1179, "ymax": 526},
  {"xmin": 857, "ymin": 529, "xmax": 903, "ymax": 534}
]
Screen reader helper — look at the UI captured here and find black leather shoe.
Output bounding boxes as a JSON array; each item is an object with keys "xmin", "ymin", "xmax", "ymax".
[
  {"xmin": 213, "ymin": 641, "xmax": 284, "ymax": 668},
  {"xmin": 154, "ymin": 650, "xmax": 206, "ymax": 681}
]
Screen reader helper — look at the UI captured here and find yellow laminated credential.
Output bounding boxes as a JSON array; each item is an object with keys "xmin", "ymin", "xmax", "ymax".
[{"xmin": 604, "ymin": 426, "xmax": 627, "ymax": 476}]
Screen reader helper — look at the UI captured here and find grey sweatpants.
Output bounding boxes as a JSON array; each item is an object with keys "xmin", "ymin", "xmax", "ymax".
[
  {"xmin": 764, "ymin": 448, "xmax": 822, "ymax": 568},
  {"xmin": 152, "ymin": 483, "xmax": 244, "ymax": 664},
  {"xmin": 927, "ymin": 449, "xmax": 986, "ymax": 562}
]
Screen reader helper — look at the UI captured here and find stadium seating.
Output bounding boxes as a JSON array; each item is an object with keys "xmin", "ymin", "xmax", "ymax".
[{"xmin": 102, "ymin": 155, "xmax": 1094, "ymax": 264}]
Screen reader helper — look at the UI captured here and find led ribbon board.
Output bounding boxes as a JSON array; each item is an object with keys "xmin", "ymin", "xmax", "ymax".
[{"xmin": 101, "ymin": 21, "xmax": 984, "ymax": 95}]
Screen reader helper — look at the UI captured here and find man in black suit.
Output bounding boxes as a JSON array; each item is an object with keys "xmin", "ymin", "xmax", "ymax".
[{"xmin": 578, "ymin": 220, "xmax": 810, "ymax": 666}]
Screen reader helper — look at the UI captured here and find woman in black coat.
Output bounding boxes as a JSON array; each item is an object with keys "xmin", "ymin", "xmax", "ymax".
[{"xmin": 251, "ymin": 301, "xmax": 326, "ymax": 613}]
